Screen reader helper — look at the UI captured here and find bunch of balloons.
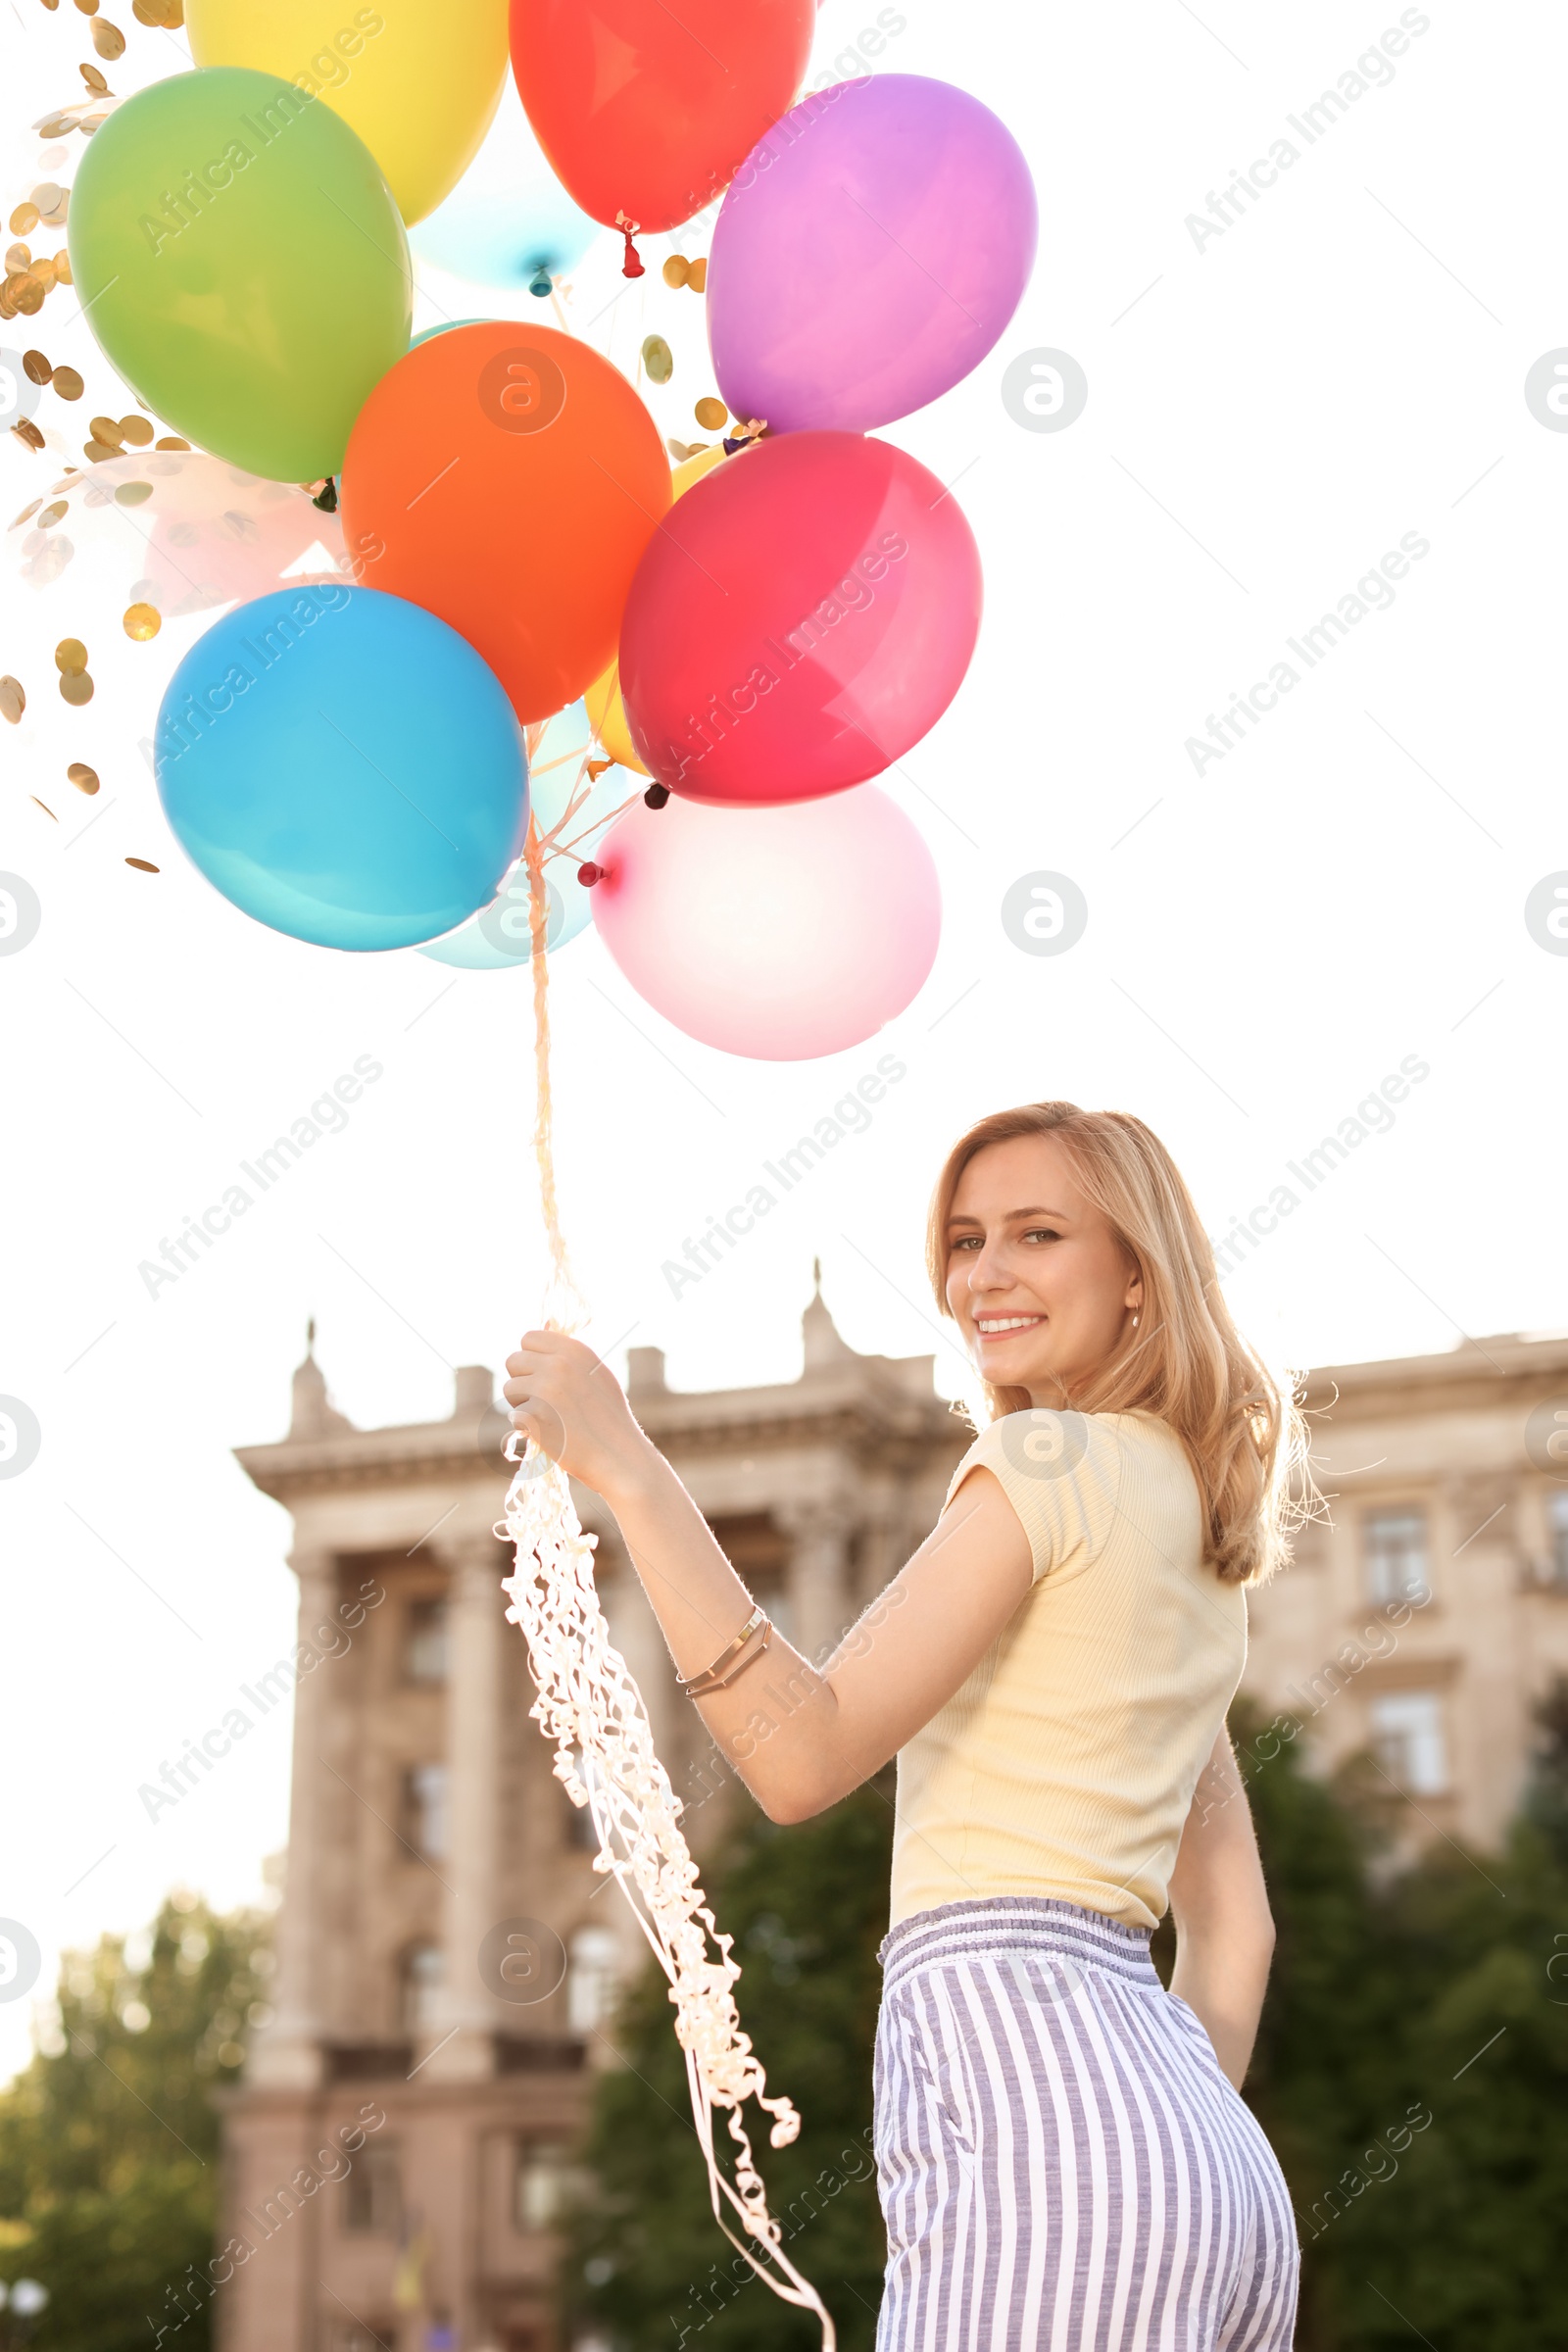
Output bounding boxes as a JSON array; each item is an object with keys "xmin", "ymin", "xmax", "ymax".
[{"xmin": 63, "ymin": 0, "xmax": 1035, "ymax": 1058}]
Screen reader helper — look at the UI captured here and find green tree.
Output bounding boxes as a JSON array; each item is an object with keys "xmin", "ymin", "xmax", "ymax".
[
  {"xmin": 564, "ymin": 1778, "xmax": 895, "ymax": 2352},
  {"xmin": 0, "ymin": 1893, "xmax": 272, "ymax": 2352}
]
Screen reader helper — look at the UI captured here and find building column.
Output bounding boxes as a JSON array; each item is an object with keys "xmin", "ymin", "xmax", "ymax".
[
  {"xmin": 247, "ymin": 1547, "xmax": 337, "ymax": 2089},
  {"xmin": 778, "ymin": 1503, "xmax": 854, "ymax": 1670},
  {"xmin": 424, "ymin": 1534, "xmax": 507, "ymax": 2081}
]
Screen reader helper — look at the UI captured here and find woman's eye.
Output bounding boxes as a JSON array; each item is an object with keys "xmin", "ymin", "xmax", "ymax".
[{"xmin": 1024, "ymin": 1227, "xmax": 1061, "ymax": 1245}]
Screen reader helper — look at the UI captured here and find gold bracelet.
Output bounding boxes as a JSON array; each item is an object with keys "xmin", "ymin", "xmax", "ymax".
[{"xmin": 677, "ymin": 1605, "xmax": 771, "ymax": 1699}]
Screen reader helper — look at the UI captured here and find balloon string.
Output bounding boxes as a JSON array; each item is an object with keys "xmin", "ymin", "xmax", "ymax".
[
  {"xmin": 505, "ymin": 876, "xmax": 835, "ymax": 2351},
  {"xmin": 523, "ymin": 819, "xmax": 584, "ymax": 1332}
]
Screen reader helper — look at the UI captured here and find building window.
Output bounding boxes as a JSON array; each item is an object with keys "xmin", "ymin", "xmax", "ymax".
[
  {"xmin": 400, "ymin": 1941, "xmax": 444, "ymax": 2033},
  {"xmin": 405, "ymin": 1599, "xmax": 450, "ymax": 1685},
  {"xmin": 566, "ymin": 1927, "xmax": 620, "ymax": 2036},
  {"xmin": 401, "ymin": 1763, "xmax": 449, "ymax": 1861},
  {"xmin": 343, "ymin": 2141, "xmax": 403, "ymax": 2235},
  {"xmin": 1363, "ymin": 1508, "xmax": 1431, "ymax": 1608},
  {"xmin": 1369, "ymin": 1692, "xmax": 1448, "ymax": 1795},
  {"xmin": 1549, "ymin": 1491, "xmax": 1568, "ymax": 1584},
  {"xmin": 514, "ymin": 2136, "xmax": 580, "ymax": 2231}
]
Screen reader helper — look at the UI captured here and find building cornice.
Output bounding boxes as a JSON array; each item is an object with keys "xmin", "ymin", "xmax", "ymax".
[{"xmin": 1299, "ymin": 1332, "xmax": 1568, "ymax": 1415}]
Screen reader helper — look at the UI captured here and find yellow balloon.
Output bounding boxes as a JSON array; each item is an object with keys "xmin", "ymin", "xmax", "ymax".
[
  {"xmin": 586, "ymin": 444, "xmax": 730, "ymax": 773},
  {"xmin": 185, "ymin": 0, "xmax": 509, "ymax": 226}
]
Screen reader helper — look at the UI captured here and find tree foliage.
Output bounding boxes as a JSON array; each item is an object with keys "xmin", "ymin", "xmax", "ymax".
[{"xmin": 0, "ymin": 1895, "xmax": 272, "ymax": 2352}]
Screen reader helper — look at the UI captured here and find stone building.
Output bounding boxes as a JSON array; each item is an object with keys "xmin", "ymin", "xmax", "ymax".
[
  {"xmin": 219, "ymin": 1279, "xmax": 966, "ymax": 2352},
  {"xmin": 219, "ymin": 1297, "xmax": 1568, "ymax": 2351},
  {"xmin": 1243, "ymin": 1328, "xmax": 1568, "ymax": 1853}
]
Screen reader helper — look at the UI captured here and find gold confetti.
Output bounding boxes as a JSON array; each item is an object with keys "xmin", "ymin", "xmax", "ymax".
[
  {"xmin": 9, "ymin": 204, "xmax": 40, "ymax": 236},
  {"xmin": 91, "ymin": 15, "xmax": 125, "ymax": 56},
  {"xmin": 641, "ymin": 334, "xmax": 673, "ymax": 385},
  {"xmin": 0, "ymin": 677, "xmax": 24, "ymax": 724},
  {"xmin": 55, "ymin": 636, "xmax": 87, "ymax": 673},
  {"xmin": 54, "ymin": 251, "xmax": 73, "ymax": 285},
  {"xmin": 114, "ymin": 480, "xmax": 152, "ymax": 506},
  {"xmin": 122, "ymin": 602, "xmax": 160, "ymax": 639},
  {"xmin": 31, "ymin": 183, "xmax": 67, "ymax": 220},
  {"xmin": 687, "ymin": 257, "xmax": 708, "ymax": 294},
  {"xmin": 88, "ymin": 414, "xmax": 124, "ymax": 450},
  {"xmin": 662, "ymin": 254, "xmax": 690, "ymax": 289},
  {"xmin": 154, "ymin": 435, "xmax": 189, "ymax": 450},
  {"xmin": 60, "ymin": 667, "xmax": 93, "ymax": 706},
  {"xmin": 125, "ymin": 857, "xmax": 159, "ymax": 872},
  {"xmin": 32, "ymin": 799, "xmax": 59, "ymax": 820},
  {"xmin": 6, "ymin": 242, "xmax": 31, "ymax": 271},
  {"xmin": 10, "ymin": 500, "xmax": 41, "ymax": 529},
  {"xmin": 12, "ymin": 418, "xmax": 45, "ymax": 452},
  {"xmin": 31, "ymin": 256, "xmax": 57, "ymax": 292},
  {"xmin": 37, "ymin": 501, "xmax": 68, "ymax": 527},
  {"xmin": 133, "ymin": 0, "xmax": 183, "ymax": 20},
  {"xmin": 9, "ymin": 275, "xmax": 44, "ymax": 318},
  {"xmin": 693, "ymin": 395, "xmax": 728, "ymax": 430},
  {"xmin": 23, "ymin": 350, "xmax": 52, "ymax": 385},
  {"xmin": 36, "ymin": 117, "xmax": 78, "ymax": 142},
  {"xmin": 118, "ymin": 413, "xmax": 153, "ymax": 446},
  {"xmin": 74, "ymin": 0, "xmax": 100, "ymax": 13},
  {"xmin": 80, "ymin": 111, "xmax": 114, "ymax": 134},
  {"xmin": 52, "ymin": 365, "xmax": 82, "ymax": 401},
  {"xmin": 83, "ymin": 438, "xmax": 117, "ymax": 463},
  {"xmin": 67, "ymin": 760, "xmax": 99, "ymax": 793},
  {"xmin": 80, "ymin": 64, "xmax": 110, "ymax": 93}
]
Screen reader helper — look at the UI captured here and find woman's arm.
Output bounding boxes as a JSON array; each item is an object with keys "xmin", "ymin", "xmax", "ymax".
[
  {"xmin": 1166, "ymin": 1728, "xmax": 1276, "ymax": 2089},
  {"xmin": 503, "ymin": 1329, "xmax": 1033, "ymax": 1823}
]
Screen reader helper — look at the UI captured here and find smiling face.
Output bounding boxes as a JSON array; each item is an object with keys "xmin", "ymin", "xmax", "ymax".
[{"xmin": 944, "ymin": 1133, "xmax": 1144, "ymax": 1404}]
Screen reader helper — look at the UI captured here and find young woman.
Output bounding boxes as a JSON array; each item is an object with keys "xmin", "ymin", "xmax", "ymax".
[{"xmin": 505, "ymin": 1101, "xmax": 1304, "ymax": 2349}]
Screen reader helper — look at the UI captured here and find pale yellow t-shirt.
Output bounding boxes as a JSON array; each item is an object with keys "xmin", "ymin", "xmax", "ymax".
[{"xmin": 890, "ymin": 1408, "xmax": 1248, "ymax": 1932}]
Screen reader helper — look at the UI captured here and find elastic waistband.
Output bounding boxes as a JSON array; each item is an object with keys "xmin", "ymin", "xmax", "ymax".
[{"xmin": 879, "ymin": 1897, "xmax": 1159, "ymax": 1995}]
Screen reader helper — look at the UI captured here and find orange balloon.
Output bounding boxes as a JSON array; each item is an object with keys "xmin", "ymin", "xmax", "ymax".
[
  {"xmin": 511, "ymin": 0, "xmax": 815, "ymax": 234},
  {"xmin": 339, "ymin": 323, "xmax": 669, "ymax": 722},
  {"xmin": 585, "ymin": 443, "xmax": 727, "ymax": 769}
]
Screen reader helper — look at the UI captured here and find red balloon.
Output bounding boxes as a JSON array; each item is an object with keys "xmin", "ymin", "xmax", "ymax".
[
  {"xmin": 511, "ymin": 0, "xmax": 815, "ymax": 234},
  {"xmin": 619, "ymin": 431, "xmax": 982, "ymax": 806}
]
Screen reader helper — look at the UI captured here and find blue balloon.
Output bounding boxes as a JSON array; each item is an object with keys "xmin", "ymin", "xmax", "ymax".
[
  {"xmin": 156, "ymin": 586, "xmax": 527, "ymax": 951},
  {"xmin": 411, "ymin": 78, "xmax": 598, "ymax": 295},
  {"xmin": 419, "ymin": 701, "xmax": 630, "ymax": 969}
]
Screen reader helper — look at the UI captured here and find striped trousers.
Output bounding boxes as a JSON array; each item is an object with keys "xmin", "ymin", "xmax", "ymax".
[{"xmin": 873, "ymin": 1898, "xmax": 1298, "ymax": 2350}]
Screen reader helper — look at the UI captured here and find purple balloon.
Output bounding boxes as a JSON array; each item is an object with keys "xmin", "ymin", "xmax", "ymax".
[{"xmin": 708, "ymin": 74, "xmax": 1037, "ymax": 436}]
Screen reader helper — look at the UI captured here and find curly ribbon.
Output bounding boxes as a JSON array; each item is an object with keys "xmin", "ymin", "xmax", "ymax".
[{"xmin": 495, "ymin": 832, "xmax": 836, "ymax": 2348}]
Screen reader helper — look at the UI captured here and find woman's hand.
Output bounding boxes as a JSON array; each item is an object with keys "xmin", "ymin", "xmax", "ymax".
[{"xmin": 502, "ymin": 1330, "xmax": 658, "ymax": 1501}]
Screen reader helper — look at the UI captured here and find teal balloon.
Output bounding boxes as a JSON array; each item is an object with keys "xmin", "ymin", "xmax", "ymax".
[
  {"xmin": 156, "ymin": 586, "xmax": 527, "ymax": 950},
  {"xmin": 410, "ymin": 75, "xmax": 597, "ymax": 294},
  {"xmin": 69, "ymin": 68, "xmax": 412, "ymax": 482},
  {"xmin": 410, "ymin": 318, "xmax": 496, "ymax": 347},
  {"xmin": 419, "ymin": 701, "xmax": 628, "ymax": 969}
]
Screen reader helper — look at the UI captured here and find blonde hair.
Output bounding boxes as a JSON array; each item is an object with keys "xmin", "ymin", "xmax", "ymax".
[{"xmin": 925, "ymin": 1101, "xmax": 1312, "ymax": 1586}]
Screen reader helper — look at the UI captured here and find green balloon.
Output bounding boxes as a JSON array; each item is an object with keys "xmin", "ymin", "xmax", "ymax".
[{"xmin": 69, "ymin": 68, "xmax": 412, "ymax": 483}]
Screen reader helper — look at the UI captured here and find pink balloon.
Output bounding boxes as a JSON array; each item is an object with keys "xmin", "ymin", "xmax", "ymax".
[{"xmin": 591, "ymin": 786, "xmax": 940, "ymax": 1060}]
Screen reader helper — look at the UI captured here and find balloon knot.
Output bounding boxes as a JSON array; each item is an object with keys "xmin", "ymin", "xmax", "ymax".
[
  {"xmin": 528, "ymin": 265, "xmax": 553, "ymax": 298},
  {"xmin": 615, "ymin": 215, "xmax": 646, "ymax": 278},
  {"xmin": 577, "ymin": 860, "xmax": 606, "ymax": 886},
  {"xmin": 586, "ymin": 758, "xmax": 613, "ymax": 782},
  {"xmin": 643, "ymin": 783, "xmax": 670, "ymax": 809},
  {"xmin": 311, "ymin": 476, "xmax": 339, "ymax": 514}
]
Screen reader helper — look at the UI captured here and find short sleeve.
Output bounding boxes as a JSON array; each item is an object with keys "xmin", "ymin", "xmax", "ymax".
[{"xmin": 943, "ymin": 1410, "xmax": 1124, "ymax": 1585}]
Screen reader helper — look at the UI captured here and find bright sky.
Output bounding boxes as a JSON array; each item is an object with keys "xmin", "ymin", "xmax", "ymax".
[{"xmin": 2, "ymin": 0, "xmax": 1566, "ymax": 2084}]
